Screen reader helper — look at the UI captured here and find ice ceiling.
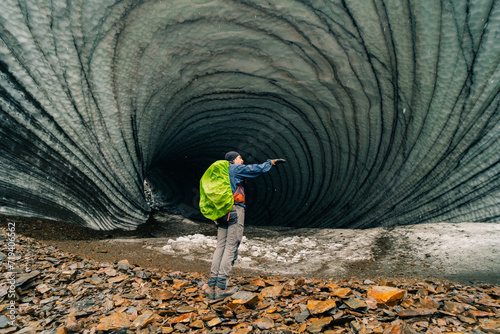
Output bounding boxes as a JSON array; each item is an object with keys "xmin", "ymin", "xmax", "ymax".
[{"xmin": 1, "ymin": 0, "xmax": 499, "ymax": 230}]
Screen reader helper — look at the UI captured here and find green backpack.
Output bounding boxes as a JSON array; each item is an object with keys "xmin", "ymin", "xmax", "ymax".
[{"xmin": 199, "ymin": 160, "xmax": 234, "ymax": 220}]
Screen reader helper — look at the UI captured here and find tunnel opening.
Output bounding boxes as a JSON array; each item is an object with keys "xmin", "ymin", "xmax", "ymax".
[
  {"xmin": 0, "ymin": 0, "xmax": 498, "ymax": 231},
  {"xmin": 144, "ymin": 154, "xmax": 304, "ymax": 227},
  {"xmin": 143, "ymin": 141, "xmax": 288, "ymax": 226},
  {"xmin": 139, "ymin": 89, "xmax": 320, "ymax": 227}
]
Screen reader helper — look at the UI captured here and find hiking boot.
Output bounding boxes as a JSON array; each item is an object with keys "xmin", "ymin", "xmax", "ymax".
[
  {"xmin": 204, "ymin": 286, "xmax": 216, "ymax": 299},
  {"xmin": 214, "ymin": 286, "xmax": 239, "ymax": 299}
]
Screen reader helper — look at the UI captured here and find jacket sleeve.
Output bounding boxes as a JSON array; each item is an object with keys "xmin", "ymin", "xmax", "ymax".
[{"xmin": 235, "ymin": 160, "xmax": 272, "ymax": 178}]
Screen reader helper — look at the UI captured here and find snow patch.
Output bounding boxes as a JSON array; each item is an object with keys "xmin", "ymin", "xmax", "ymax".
[{"xmin": 156, "ymin": 228, "xmax": 379, "ymax": 277}]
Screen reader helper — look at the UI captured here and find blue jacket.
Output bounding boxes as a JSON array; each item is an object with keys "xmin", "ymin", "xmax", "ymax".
[{"xmin": 228, "ymin": 160, "xmax": 273, "ymax": 207}]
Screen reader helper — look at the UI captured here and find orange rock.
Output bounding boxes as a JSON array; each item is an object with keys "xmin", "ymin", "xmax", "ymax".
[
  {"xmin": 436, "ymin": 285, "xmax": 447, "ymax": 293},
  {"xmin": 131, "ymin": 310, "xmax": 155, "ymax": 329},
  {"xmin": 306, "ymin": 299, "xmax": 337, "ymax": 314},
  {"xmin": 367, "ymin": 286, "xmax": 405, "ymax": 305},
  {"xmin": 60, "ymin": 270, "xmax": 76, "ymax": 281},
  {"xmin": 108, "ymin": 275, "xmax": 128, "ymax": 283},
  {"xmin": 199, "ymin": 311, "xmax": 217, "ymax": 321},
  {"xmin": 479, "ymin": 318, "xmax": 500, "ymax": 332},
  {"xmin": 436, "ymin": 318, "xmax": 447, "ymax": 326},
  {"xmin": 326, "ymin": 283, "xmax": 338, "ymax": 290},
  {"xmin": 207, "ymin": 317, "xmax": 222, "ymax": 327},
  {"xmin": 400, "ymin": 298, "xmax": 414, "ymax": 308},
  {"xmin": 443, "ymin": 300, "xmax": 465, "ymax": 314},
  {"xmin": 250, "ymin": 279, "xmax": 266, "ymax": 287},
  {"xmin": 172, "ymin": 279, "xmax": 189, "ymax": 290},
  {"xmin": 257, "ymin": 302, "xmax": 272, "ymax": 310},
  {"xmin": 383, "ymin": 321, "xmax": 417, "ymax": 334},
  {"xmin": 168, "ymin": 312, "xmax": 193, "ymax": 324},
  {"xmin": 330, "ymin": 287, "xmax": 352, "ymax": 298},
  {"xmin": 234, "ymin": 305, "xmax": 251, "ymax": 315},
  {"xmin": 151, "ymin": 289, "xmax": 174, "ymax": 300},
  {"xmin": 264, "ymin": 279, "xmax": 281, "ymax": 286},
  {"xmin": 65, "ymin": 313, "xmax": 80, "ymax": 332},
  {"xmin": 458, "ymin": 314, "xmax": 476, "ymax": 324},
  {"xmin": 55, "ymin": 326, "xmax": 67, "ymax": 334},
  {"xmin": 266, "ymin": 306, "xmax": 278, "ymax": 314},
  {"xmin": 420, "ymin": 296, "xmax": 439, "ymax": 309},
  {"xmin": 383, "ymin": 323, "xmax": 402, "ymax": 334},
  {"xmin": 233, "ymin": 322, "xmax": 251, "ymax": 329},
  {"xmin": 189, "ymin": 319, "xmax": 205, "ymax": 329},
  {"xmin": 114, "ymin": 298, "xmax": 128, "ymax": 307},
  {"xmin": 469, "ymin": 310, "xmax": 495, "ymax": 318},
  {"xmin": 96, "ymin": 312, "xmax": 130, "ymax": 331},
  {"xmin": 307, "ymin": 316, "xmax": 332, "ymax": 333},
  {"xmin": 477, "ymin": 298, "xmax": 500, "ymax": 307},
  {"xmin": 261, "ymin": 285, "xmax": 283, "ymax": 298},
  {"xmin": 253, "ymin": 317, "xmax": 275, "ymax": 330}
]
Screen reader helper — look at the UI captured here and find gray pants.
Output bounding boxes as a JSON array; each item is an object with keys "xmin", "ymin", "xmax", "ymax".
[{"xmin": 207, "ymin": 205, "xmax": 245, "ymax": 289}]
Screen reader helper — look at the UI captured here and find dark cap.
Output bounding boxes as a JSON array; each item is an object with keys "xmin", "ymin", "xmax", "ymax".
[{"xmin": 225, "ymin": 151, "xmax": 240, "ymax": 162}]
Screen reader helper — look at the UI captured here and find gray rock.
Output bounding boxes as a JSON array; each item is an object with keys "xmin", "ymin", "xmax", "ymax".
[
  {"xmin": 16, "ymin": 271, "xmax": 41, "ymax": 287},
  {"xmin": 117, "ymin": 260, "xmax": 132, "ymax": 271},
  {"xmin": 0, "ymin": 315, "xmax": 12, "ymax": 329},
  {"xmin": 72, "ymin": 298, "xmax": 97, "ymax": 311},
  {"xmin": 294, "ymin": 306, "xmax": 310, "ymax": 323},
  {"xmin": 134, "ymin": 270, "xmax": 151, "ymax": 279}
]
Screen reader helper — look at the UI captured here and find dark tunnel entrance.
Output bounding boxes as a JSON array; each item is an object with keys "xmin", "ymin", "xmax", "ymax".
[{"xmin": 143, "ymin": 151, "xmax": 298, "ymax": 227}]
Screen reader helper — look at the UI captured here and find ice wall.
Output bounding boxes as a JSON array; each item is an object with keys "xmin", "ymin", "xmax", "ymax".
[{"xmin": 1, "ymin": 0, "xmax": 499, "ymax": 230}]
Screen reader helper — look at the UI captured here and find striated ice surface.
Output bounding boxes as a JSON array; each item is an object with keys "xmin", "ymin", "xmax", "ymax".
[{"xmin": 0, "ymin": 0, "xmax": 499, "ymax": 230}]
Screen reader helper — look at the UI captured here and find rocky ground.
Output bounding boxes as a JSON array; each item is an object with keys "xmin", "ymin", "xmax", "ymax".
[{"xmin": 1, "ymin": 215, "xmax": 500, "ymax": 333}]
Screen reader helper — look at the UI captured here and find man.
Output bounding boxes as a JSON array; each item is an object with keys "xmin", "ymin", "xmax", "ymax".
[{"xmin": 205, "ymin": 151, "xmax": 279, "ymax": 299}]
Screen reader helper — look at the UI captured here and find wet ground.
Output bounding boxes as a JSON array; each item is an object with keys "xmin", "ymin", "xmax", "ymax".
[{"xmin": 2, "ymin": 213, "xmax": 499, "ymax": 285}]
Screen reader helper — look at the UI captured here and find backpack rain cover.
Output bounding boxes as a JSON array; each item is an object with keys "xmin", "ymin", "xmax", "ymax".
[{"xmin": 199, "ymin": 160, "xmax": 234, "ymax": 220}]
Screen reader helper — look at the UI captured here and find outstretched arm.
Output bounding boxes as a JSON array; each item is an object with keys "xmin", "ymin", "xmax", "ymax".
[{"xmin": 234, "ymin": 160, "xmax": 273, "ymax": 178}]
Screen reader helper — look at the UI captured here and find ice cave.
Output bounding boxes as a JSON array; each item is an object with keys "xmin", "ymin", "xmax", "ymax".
[{"xmin": 0, "ymin": 0, "xmax": 499, "ymax": 230}]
